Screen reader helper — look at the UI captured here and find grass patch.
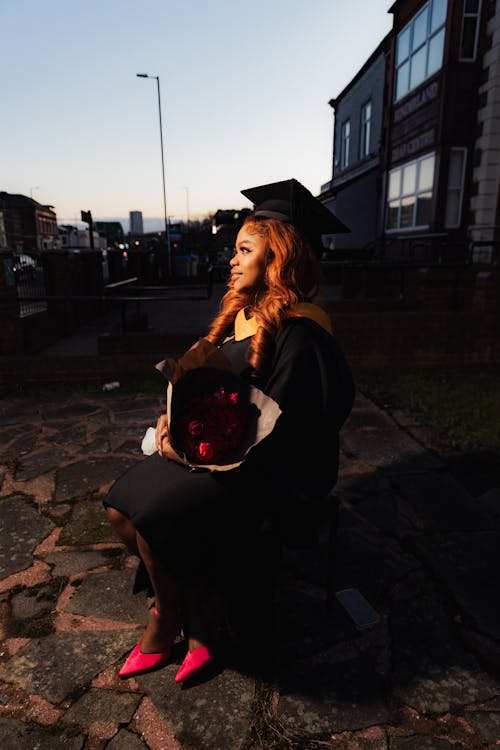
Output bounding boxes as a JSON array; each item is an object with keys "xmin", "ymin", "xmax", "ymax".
[{"xmin": 355, "ymin": 368, "xmax": 500, "ymax": 456}]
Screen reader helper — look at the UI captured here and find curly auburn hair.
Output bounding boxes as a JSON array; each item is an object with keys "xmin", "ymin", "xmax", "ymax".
[{"xmin": 205, "ymin": 216, "xmax": 321, "ymax": 376}]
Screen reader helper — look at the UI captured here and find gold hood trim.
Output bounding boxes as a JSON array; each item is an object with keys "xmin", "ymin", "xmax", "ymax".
[{"xmin": 234, "ymin": 302, "xmax": 332, "ymax": 341}]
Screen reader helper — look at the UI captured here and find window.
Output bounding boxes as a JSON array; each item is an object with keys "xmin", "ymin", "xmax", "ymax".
[
  {"xmin": 386, "ymin": 153, "xmax": 435, "ymax": 231},
  {"xmin": 445, "ymin": 148, "xmax": 467, "ymax": 227},
  {"xmin": 340, "ymin": 119, "xmax": 350, "ymax": 170},
  {"xmin": 460, "ymin": 0, "xmax": 482, "ymax": 60},
  {"xmin": 360, "ymin": 101, "xmax": 372, "ymax": 159},
  {"xmin": 395, "ymin": 0, "xmax": 447, "ymax": 101}
]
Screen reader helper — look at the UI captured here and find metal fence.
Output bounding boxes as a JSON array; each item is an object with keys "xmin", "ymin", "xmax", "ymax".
[{"xmin": 11, "ymin": 252, "xmax": 48, "ymax": 318}]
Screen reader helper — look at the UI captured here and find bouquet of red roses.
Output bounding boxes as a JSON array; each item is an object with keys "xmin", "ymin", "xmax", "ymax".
[{"xmin": 155, "ymin": 338, "xmax": 281, "ymax": 471}]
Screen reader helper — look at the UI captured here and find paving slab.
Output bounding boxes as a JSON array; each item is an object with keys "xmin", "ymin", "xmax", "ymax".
[
  {"xmin": 54, "ymin": 456, "xmax": 137, "ymax": 502},
  {"xmin": 393, "ymin": 664, "xmax": 500, "ymax": 715},
  {"xmin": 42, "ymin": 402, "xmax": 104, "ymax": 421},
  {"xmin": 106, "ymin": 728, "xmax": 147, "ymax": 750},
  {"xmin": 341, "ymin": 401, "xmax": 441, "ymax": 472},
  {"xmin": 463, "ymin": 710, "xmax": 500, "ymax": 744},
  {"xmin": 391, "ymin": 473, "xmax": 495, "ymax": 531},
  {"xmin": 116, "ymin": 439, "xmax": 145, "ymax": 454},
  {"xmin": 334, "ymin": 524, "xmax": 420, "ymax": 601},
  {"xmin": 277, "ymin": 649, "xmax": 389, "ymax": 735},
  {"xmin": 390, "ymin": 590, "xmax": 473, "ymax": 686},
  {"xmin": 61, "ymin": 688, "xmax": 141, "ymax": 727},
  {"xmin": 45, "ymin": 549, "xmax": 111, "ymax": 577},
  {"xmin": 0, "ymin": 399, "xmax": 41, "ymax": 424},
  {"xmin": 79, "ymin": 438, "xmax": 111, "ymax": 454},
  {"xmin": 0, "ymin": 430, "xmax": 42, "ymax": 462},
  {"xmin": 110, "ymin": 397, "xmax": 163, "ymax": 413},
  {"xmin": 11, "ymin": 583, "xmax": 60, "ymax": 620},
  {"xmin": 52, "ymin": 423, "xmax": 88, "ymax": 445},
  {"xmin": 112, "ymin": 408, "xmax": 157, "ymax": 425},
  {"xmin": 352, "ymin": 492, "xmax": 425, "ymax": 538},
  {"xmin": 140, "ymin": 662, "xmax": 255, "ymax": 750},
  {"xmin": 0, "ymin": 717, "xmax": 84, "ymax": 749},
  {"xmin": 1, "ymin": 630, "xmax": 137, "ymax": 703},
  {"xmin": 0, "ymin": 495, "xmax": 54, "ymax": 577},
  {"xmin": 390, "ymin": 738, "xmax": 466, "ymax": 749},
  {"xmin": 477, "ymin": 487, "xmax": 500, "ymax": 517},
  {"xmin": 0, "ymin": 424, "xmax": 28, "ymax": 446},
  {"xmin": 415, "ymin": 531, "xmax": 500, "ymax": 640},
  {"xmin": 94, "ymin": 424, "xmax": 150, "ymax": 441},
  {"xmin": 14, "ymin": 447, "xmax": 67, "ymax": 482},
  {"xmin": 58, "ymin": 498, "xmax": 117, "ymax": 545},
  {"xmin": 64, "ymin": 569, "xmax": 148, "ymax": 623}
]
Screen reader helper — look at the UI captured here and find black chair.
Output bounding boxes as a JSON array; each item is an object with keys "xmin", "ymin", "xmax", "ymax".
[{"xmin": 272, "ymin": 488, "xmax": 341, "ymax": 610}]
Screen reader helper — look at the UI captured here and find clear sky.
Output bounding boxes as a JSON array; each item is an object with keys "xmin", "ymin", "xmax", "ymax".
[{"xmin": 1, "ymin": 0, "xmax": 393, "ymax": 229}]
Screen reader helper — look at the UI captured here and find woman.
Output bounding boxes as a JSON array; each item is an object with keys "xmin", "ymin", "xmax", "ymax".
[{"xmin": 104, "ymin": 178, "xmax": 355, "ymax": 683}]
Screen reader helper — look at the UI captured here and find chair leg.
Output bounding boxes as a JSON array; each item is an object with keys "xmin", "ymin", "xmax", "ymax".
[{"xmin": 326, "ymin": 496, "xmax": 340, "ymax": 611}]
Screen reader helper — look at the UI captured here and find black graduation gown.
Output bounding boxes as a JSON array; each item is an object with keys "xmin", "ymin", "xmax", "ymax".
[{"xmin": 103, "ymin": 316, "xmax": 354, "ymax": 583}]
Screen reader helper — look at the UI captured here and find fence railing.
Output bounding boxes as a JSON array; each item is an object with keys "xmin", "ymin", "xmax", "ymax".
[{"xmin": 1, "ymin": 252, "xmax": 498, "ymax": 335}]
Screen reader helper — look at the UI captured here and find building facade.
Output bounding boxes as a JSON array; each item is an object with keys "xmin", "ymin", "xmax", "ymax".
[
  {"xmin": 320, "ymin": 36, "xmax": 389, "ymax": 254},
  {"xmin": 93, "ymin": 221, "xmax": 125, "ymax": 248},
  {"xmin": 321, "ymin": 0, "xmax": 498, "ymax": 262},
  {"xmin": 468, "ymin": 2, "xmax": 500, "ymax": 260},
  {"xmin": 0, "ymin": 192, "xmax": 59, "ymax": 252},
  {"xmin": 58, "ymin": 225, "xmax": 102, "ymax": 250}
]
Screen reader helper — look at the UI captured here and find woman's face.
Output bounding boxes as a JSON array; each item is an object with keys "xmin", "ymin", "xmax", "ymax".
[{"xmin": 230, "ymin": 226, "xmax": 269, "ymax": 293}]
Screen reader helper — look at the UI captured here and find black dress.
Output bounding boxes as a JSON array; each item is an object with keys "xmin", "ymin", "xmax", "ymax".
[{"xmin": 103, "ymin": 317, "xmax": 354, "ymax": 584}]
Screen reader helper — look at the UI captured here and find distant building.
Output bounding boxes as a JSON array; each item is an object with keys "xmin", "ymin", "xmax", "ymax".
[
  {"xmin": 211, "ymin": 209, "xmax": 252, "ymax": 260},
  {"xmin": 93, "ymin": 221, "xmax": 125, "ymax": 247},
  {"xmin": 58, "ymin": 225, "xmax": 102, "ymax": 250},
  {"xmin": 129, "ymin": 210, "xmax": 144, "ymax": 235},
  {"xmin": 320, "ymin": 35, "xmax": 389, "ymax": 254},
  {"xmin": 0, "ymin": 192, "xmax": 59, "ymax": 252},
  {"xmin": 0, "ymin": 211, "xmax": 7, "ymax": 248}
]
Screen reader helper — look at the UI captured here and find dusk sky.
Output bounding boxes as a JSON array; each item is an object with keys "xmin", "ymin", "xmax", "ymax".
[{"xmin": 1, "ymin": 1, "xmax": 393, "ymax": 229}]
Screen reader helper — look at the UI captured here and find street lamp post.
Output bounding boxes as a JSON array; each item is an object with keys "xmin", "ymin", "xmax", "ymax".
[
  {"xmin": 184, "ymin": 186, "xmax": 190, "ymax": 230},
  {"xmin": 136, "ymin": 73, "xmax": 172, "ymax": 276}
]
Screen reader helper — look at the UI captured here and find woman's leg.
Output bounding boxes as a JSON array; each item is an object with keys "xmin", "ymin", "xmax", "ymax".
[
  {"xmin": 106, "ymin": 506, "xmax": 180, "ymax": 654},
  {"xmin": 136, "ymin": 532, "xmax": 181, "ymax": 653},
  {"xmin": 105, "ymin": 507, "xmax": 140, "ymax": 556},
  {"xmin": 183, "ymin": 584, "xmax": 225, "ymax": 653}
]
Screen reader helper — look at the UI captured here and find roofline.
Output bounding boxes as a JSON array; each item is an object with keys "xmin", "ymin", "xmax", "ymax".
[{"xmin": 329, "ymin": 31, "xmax": 392, "ymax": 108}]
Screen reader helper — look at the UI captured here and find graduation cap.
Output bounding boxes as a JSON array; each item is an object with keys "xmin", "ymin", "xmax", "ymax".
[{"xmin": 241, "ymin": 178, "xmax": 350, "ymax": 254}]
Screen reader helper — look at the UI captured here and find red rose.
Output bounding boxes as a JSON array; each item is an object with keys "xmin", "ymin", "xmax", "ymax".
[
  {"xmin": 188, "ymin": 419, "xmax": 204, "ymax": 436},
  {"xmin": 197, "ymin": 441, "xmax": 214, "ymax": 462}
]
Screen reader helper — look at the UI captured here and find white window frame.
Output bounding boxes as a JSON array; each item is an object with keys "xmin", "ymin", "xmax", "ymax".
[
  {"xmin": 386, "ymin": 152, "xmax": 436, "ymax": 232},
  {"xmin": 359, "ymin": 101, "xmax": 372, "ymax": 159},
  {"xmin": 459, "ymin": 0, "xmax": 482, "ymax": 61},
  {"xmin": 394, "ymin": 0, "xmax": 447, "ymax": 102},
  {"xmin": 445, "ymin": 147, "xmax": 467, "ymax": 228},
  {"xmin": 340, "ymin": 119, "xmax": 350, "ymax": 170}
]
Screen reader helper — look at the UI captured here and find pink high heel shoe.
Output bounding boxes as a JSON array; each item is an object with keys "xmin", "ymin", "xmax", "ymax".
[
  {"xmin": 175, "ymin": 645, "xmax": 212, "ymax": 683},
  {"xmin": 119, "ymin": 609, "xmax": 172, "ymax": 679}
]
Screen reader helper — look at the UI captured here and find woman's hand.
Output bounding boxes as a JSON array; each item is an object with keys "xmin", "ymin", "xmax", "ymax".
[
  {"xmin": 155, "ymin": 413, "xmax": 169, "ymax": 453},
  {"xmin": 155, "ymin": 414, "xmax": 188, "ymax": 465}
]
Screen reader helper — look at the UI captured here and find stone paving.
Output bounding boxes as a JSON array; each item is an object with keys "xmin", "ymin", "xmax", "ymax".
[{"xmin": 0, "ymin": 386, "xmax": 499, "ymax": 749}]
